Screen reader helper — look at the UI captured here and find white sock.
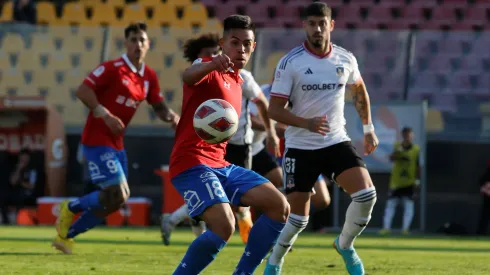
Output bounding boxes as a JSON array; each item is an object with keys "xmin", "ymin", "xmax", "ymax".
[
  {"xmin": 191, "ymin": 221, "xmax": 206, "ymax": 237},
  {"xmin": 269, "ymin": 213, "xmax": 309, "ymax": 266},
  {"xmin": 402, "ymin": 198, "xmax": 414, "ymax": 231},
  {"xmin": 383, "ymin": 198, "xmax": 399, "ymax": 230},
  {"xmin": 339, "ymin": 186, "xmax": 377, "ymax": 249},
  {"xmin": 236, "ymin": 207, "xmax": 251, "ymax": 220},
  {"xmin": 169, "ymin": 204, "xmax": 189, "ymax": 225}
]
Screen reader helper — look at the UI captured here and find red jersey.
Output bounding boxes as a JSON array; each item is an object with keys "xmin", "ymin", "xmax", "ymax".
[
  {"xmin": 170, "ymin": 57, "xmax": 243, "ymax": 178},
  {"xmin": 81, "ymin": 54, "xmax": 164, "ymax": 150}
]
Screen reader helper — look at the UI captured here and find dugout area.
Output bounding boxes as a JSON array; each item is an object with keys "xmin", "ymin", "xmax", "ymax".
[{"xmin": 0, "ymin": 96, "xmax": 68, "ymax": 201}]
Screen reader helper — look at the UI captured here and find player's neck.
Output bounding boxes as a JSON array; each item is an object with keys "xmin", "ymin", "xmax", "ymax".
[
  {"xmin": 304, "ymin": 40, "xmax": 331, "ymax": 58},
  {"xmin": 129, "ymin": 57, "xmax": 143, "ymax": 71}
]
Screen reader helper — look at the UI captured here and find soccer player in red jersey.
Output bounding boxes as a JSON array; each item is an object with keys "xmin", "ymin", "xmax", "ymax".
[
  {"xmin": 52, "ymin": 22, "xmax": 179, "ymax": 254},
  {"xmin": 169, "ymin": 15, "xmax": 289, "ymax": 275}
]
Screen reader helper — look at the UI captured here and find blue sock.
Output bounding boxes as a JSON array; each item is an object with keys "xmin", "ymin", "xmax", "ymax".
[
  {"xmin": 66, "ymin": 210, "xmax": 104, "ymax": 239},
  {"xmin": 173, "ymin": 230, "xmax": 226, "ymax": 275},
  {"xmin": 234, "ymin": 215, "xmax": 286, "ymax": 275},
  {"xmin": 68, "ymin": 190, "xmax": 102, "ymax": 213}
]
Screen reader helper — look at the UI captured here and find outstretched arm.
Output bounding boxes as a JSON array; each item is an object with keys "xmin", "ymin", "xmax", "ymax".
[
  {"xmin": 152, "ymin": 101, "xmax": 179, "ymax": 129},
  {"xmin": 182, "ymin": 54, "xmax": 233, "ymax": 86}
]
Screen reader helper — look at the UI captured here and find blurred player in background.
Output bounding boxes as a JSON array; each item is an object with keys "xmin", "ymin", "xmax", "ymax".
[
  {"xmin": 52, "ymin": 22, "xmax": 179, "ymax": 254},
  {"xmin": 265, "ymin": 3, "xmax": 378, "ymax": 275},
  {"xmin": 380, "ymin": 127, "xmax": 420, "ymax": 235},
  {"xmin": 169, "ymin": 15, "xmax": 288, "ymax": 275},
  {"xmin": 161, "ymin": 33, "xmax": 220, "ymax": 245}
]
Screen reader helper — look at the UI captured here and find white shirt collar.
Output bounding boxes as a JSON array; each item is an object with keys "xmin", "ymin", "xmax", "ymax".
[{"xmin": 122, "ymin": 54, "xmax": 145, "ymax": 76}]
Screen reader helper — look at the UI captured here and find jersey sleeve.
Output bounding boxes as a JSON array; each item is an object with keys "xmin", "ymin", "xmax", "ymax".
[
  {"xmin": 241, "ymin": 71, "xmax": 261, "ymax": 102},
  {"xmin": 187, "ymin": 57, "xmax": 214, "ymax": 86},
  {"xmin": 83, "ymin": 63, "xmax": 112, "ymax": 91},
  {"xmin": 270, "ymin": 57, "xmax": 294, "ymax": 99},
  {"xmin": 347, "ymin": 55, "xmax": 362, "ymax": 85},
  {"xmin": 146, "ymin": 70, "xmax": 164, "ymax": 105}
]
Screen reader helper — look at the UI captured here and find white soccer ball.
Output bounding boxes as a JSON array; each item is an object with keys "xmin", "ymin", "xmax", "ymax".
[{"xmin": 193, "ymin": 99, "xmax": 239, "ymax": 144}]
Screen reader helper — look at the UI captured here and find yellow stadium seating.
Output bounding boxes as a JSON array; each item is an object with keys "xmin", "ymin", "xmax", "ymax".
[
  {"xmin": 0, "ymin": 69, "xmax": 26, "ymax": 94},
  {"xmin": 181, "ymin": 4, "xmax": 208, "ymax": 28},
  {"xmin": 31, "ymin": 33, "xmax": 55, "ymax": 51},
  {"xmin": 148, "ymin": 4, "xmax": 184, "ymax": 28},
  {"xmin": 0, "ymin": 51, "xmax": 9, "ymax": 68},
  {"xmin": 131, "ymin": 105, "xmax": 152, "ymax": 126},
  {"xmin": 1, "ymin": 33, "xmax": 26, "ymax": 52},
  {"xmin": 16, "ymin": 51, "xmax": 43, "ymax": 70},
  {"xmin": 145, "ymin": 50, "xmax": 165, "ymax": 71},
  {"xmin": 0, "ymin": 1, "xmax": 13, "ymax": 22},
  {"xmin": 121, "ymin": 3, "xmax": 147, "ymax": 25},
  {"xmin": 166, "ymin": 0, "xmax": 193, "ymax": 7},
  {"xmin": 86, "ymin": 3, "xmax": 117, "ymax": 26},
  {"xmin": 37, "ymin": 2, "xmax": 58, "ymax": 25},
  {"xmin": 59, "ymin": 2, "xmax": 89, "ymax": 26}
]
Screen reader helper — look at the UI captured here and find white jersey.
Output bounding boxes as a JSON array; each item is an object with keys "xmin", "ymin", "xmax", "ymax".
[
  {"xmin": 229, "ymin": 69, "xmax": 261, "ymax": 145},
  {"xmin": 250, "ymin": 84, "xmax": 272, "ymax": 156},
  {"xmin": 271, "ymin": 42, "xmax": 361, "ymax": 150}
]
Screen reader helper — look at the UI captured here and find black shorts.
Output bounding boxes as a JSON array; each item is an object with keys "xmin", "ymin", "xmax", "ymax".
[
  {"xmin": 252, "ymin": 148, "xmax": 279, "ymax": 176},
  {"xmin": 225, "ymin": 143, "xmax": 252, "ymax": 169},
  {"xmin": 283, "ymin": 141, "xmax": 366, "ymax": 194},
  {"xmin": 389, "ymin": 185, "xmax": 415, "ymax": 200}
]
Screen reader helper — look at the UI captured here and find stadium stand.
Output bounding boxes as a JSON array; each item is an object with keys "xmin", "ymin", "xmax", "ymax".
[{"xmin": 0, "ymin": 0, "xmax": 488, "ymax": 134}]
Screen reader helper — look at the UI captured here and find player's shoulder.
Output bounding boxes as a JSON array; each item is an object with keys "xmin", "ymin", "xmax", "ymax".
[
  {"xmin": 277, "ymin": 45, "xmax": 307, "ymax": 70},
  {"xmin": 239, "ymin": 69, "xmax": 254, "ymax": 82},
  {"xmin": 143, "ymin": 64, "xmax": 158, "ymax": 78},
  {"xmin": 332, "ymin": 44, "xmax": 357, "ymax": 61}
]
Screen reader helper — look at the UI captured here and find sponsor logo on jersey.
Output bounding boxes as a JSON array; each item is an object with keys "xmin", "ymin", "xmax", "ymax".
[{"xmin": 301, "ymin": 83, "xmax": 344, "ymax": 91}]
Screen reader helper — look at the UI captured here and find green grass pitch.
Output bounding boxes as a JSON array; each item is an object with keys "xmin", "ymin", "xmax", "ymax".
[{"xmin": 0, "ymin": 226, "xmax": 488, "ymax": 274}]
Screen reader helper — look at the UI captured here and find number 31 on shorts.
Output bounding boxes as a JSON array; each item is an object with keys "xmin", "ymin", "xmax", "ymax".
[{"xmin": 284, "ymin": 157, "xmax": 296, "ymax": 174}]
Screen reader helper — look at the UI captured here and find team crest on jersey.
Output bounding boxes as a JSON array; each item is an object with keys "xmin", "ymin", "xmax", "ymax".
[
  {"xmin": 286, "ymin": 175, "xmax": 295, "ymax": 189},
  {"xmin": 223, "ymin": 81, "xmax": 231, "ymax": 90},
  {"xmin": 336, "ymin": 66, "xmax": 344, "ymax": 76}
]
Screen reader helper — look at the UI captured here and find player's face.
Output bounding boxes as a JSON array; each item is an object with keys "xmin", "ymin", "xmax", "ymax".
[
  {"xmin": 221, "ymin": 29, "xmax": 256, "ymax": 69},
  {"xmin": 198, "ymin": 46, "xmax": 221, "ymax": 58},
  {"xmin": 403, "ymin": 131, "xmax": 414, "ymax": 143},
  {"xmin": 125, "ymin": 30, "xmax": 150, "ymax": 62},
  {"xmin": 304, "ymin": 16, "xmax": 335, "ymax": 49}
]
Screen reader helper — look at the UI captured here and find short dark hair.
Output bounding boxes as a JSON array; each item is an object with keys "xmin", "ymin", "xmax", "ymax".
[
  {"xmin": 124, "ymin": 22, "xmax": 147, "ymax": 39},
  {"xmin": 402, "ymin": 127, "xmax": 413, "ymax": 134},
  {"xmin": 183, "ymin": 33, "xmax": 220, "ymax": 63},
  {"xmin": 303, "ymin": 2, "xmax": 332, "ymax": 19},
  {"xmin": 223, "ymin": 15, "xmax": 255, "ymax": 36}
]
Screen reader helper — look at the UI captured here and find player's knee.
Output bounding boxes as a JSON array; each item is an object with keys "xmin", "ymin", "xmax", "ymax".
[
  {"xmin": 265, "ymin": 193, "xmax": 290, "ymax": 223},
  {"xmin": 314, "ymin": 194, "xmax": 331, "ymax": 209},
  {"xmin": 99, "ymin": 184, "xmax": 128, "ymax": 211},
  {"xmin": 352, "ymin": 187, "xmax": 377, "ymax": 211},
  {"xmin": 203, "ymin": 204, "xmax": 236, "ymax": 241}
]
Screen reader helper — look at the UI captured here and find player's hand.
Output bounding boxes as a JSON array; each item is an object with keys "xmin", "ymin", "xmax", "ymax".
[
  {"xmin": 364, "ymin": 132, "xmax": 379, "ymax": 156},
  {"xmin": 266, "ymin": 132, "xmax": 281, "ymax": 157},
  {"xmin": 306, "ymin": 116, "xmax": 330, "ymax": 136},
  {"xmin": 103, "ymin": 114, "xmax": 125, "ymax": 136},
  {"xmin": 211, "ymin": 54, "xmax": 234, "ymax": 72}
]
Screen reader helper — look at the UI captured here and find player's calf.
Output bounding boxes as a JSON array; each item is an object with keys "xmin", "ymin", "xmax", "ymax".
[{"xmin": 336, "ymin": 167, "xmax": 377, "ymax": 249}]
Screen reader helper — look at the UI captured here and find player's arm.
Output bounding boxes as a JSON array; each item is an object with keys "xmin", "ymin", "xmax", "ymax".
[
  {"xmin": 253, "ymin": 91, "xmax": 280, "ymax": 156},
  {"xmin": 151, "ymin": 101, "xmax": 179, "ymax": 129},
  {"xmin": 182, "ymin": 55, "xmax": 233, "ymax": 86},
  {"xmin": 347, "ymin": 55, "xmax": 378, "ymax": 155},
  {"xmin": 77, "ymin": 65, "xmax": 125, "ymax": 135}
]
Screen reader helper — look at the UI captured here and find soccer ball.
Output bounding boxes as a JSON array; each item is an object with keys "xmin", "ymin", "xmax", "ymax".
[{"xmin": 193, "ymin": 99, "xmax": 239, "ymax": 144}]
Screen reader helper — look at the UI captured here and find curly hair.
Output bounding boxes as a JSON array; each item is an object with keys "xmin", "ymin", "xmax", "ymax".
[{"xmin": 183, "ymin": 33, "xmax": 220, "ymax": 63}]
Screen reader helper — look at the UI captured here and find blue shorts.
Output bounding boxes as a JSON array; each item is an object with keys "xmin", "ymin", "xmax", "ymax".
[
  {"xmin": 82, "ymin": 145, "xmax": 128, "ymax": 188},
  {"xmin": 171, "ymin": 164, "xmax": 269, "ymax": 218}
]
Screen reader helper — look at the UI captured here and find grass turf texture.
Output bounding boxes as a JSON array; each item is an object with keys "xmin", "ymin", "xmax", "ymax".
[{"xmin": 0, "ymin": 226, "xmax": 488, "ymax": 274}]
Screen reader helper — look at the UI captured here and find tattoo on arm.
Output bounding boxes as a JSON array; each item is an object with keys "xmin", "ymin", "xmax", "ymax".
[{"xmin": 350, "ymin": 81, "xmax": 371, "ymax": 125}]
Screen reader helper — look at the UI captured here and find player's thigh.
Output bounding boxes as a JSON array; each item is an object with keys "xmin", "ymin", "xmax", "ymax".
[
  {"xmin": 223, "ymin": 165, "xmax": 289, "ymax": 221},
  {"xmin": 311, "ymin": 175, "xmax": 331, "ymax": 209},
  {"xmin": 82, "ymin": 145, "xmax": 128, "ymax": 188},
  {"xmin": 171, "ymin": 165, "xmax": 230, "ymax": 220},
  {"xmin": 225, "ymin": 143, "xmax": 252, "ymax": 169},
  {"xmin": 283, "ymin": 148, "xmax": 321, "ymax": 214},
  {"xmin": 327, "ymin": 142, "xmax": 373, "ymax": 195}
]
